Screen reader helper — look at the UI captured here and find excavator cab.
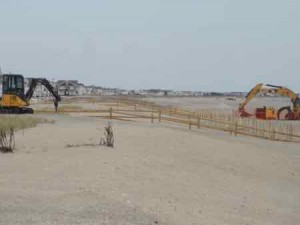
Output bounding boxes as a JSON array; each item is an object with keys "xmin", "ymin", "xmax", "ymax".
[
  {"xmin": 2, "ymin": 74, "xmax": 27, "ymax": 98},
  {"xmin": 1, "ymin": 74, "xmax": 29, "ymax": 109}
]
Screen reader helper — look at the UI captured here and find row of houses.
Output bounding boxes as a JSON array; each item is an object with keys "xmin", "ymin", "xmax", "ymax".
[
  {"xmin": 23, "ymin": 79, "xmax": 249, "ymax": 98},
  {"xmin": 0, "ymin": 76, "xmax": 249, "ymax": 98},
  {"xmin": 34, "ymin": 80, "xmax": 124, "ymax": 97},
  {"xmin": 0, "ymin": 74, "xmax": 249, "ymax": 98}
]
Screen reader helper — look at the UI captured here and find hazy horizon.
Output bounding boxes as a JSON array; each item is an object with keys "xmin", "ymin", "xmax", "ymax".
[{"xmin": 1, "ymin": 0, "xmax": 299, "ymax": 92}]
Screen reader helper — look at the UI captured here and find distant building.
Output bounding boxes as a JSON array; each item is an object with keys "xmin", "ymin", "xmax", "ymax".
[
  {"xmin": 145, "ymin": 89, "xmax": 165, "ymax": 96},
  {"xmin": 223, "ymin": 92, "xmax": 245, "ymax": 97},
  {"xmin": 56, "ymin": 80, "xmax": 80, "ymax": 96},
  {"xmin": 94, "ymin": 87, "xmax": 104, "ymax": 95},
  {"xmin": 85, "ymin": 86, "xmax": 104, "ymax": 95},
  {"xmin": 120, "ymin": 90, "xmax": 129, "ymax": 95},
  {"xmin": 193, "ymin": 91, "xmax": 205, "ymax": 97},
  {"xmin": 77, "ymin": 83, "xmax": 87, "ymax": 96},
  {"xmin": 133, "ymin": 90, "xmax": 147, "ymax": 96},
  {"xmin": 85, "ymin": 86, "xmax": 95, "ymax": 95}
]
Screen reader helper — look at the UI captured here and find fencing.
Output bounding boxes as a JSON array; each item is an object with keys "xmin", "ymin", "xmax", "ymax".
[{"xmin": 36, "ymin": 98, "xmax": 300, "ymax": 143}]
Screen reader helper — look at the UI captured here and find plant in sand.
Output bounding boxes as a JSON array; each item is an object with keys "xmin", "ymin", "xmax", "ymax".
[
  {"xmin": 100, "ymin": 122, "xmax": 114, "ymax": 147},
  {"xmin": 0, "ymin": 128, "xmax": 15, "ymax": 153}
]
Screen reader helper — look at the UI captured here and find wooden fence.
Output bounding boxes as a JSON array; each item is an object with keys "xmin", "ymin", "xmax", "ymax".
[{"xmin": 36, "ymin": 98, "xmax": 300, "ymax": 143}]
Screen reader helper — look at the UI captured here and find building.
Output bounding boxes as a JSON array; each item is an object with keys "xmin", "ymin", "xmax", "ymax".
[
  {"xmin": 77, "ymin": 83, "xmax": 87, "ymax": 96},
  {"xmin": 56, "ymin": 80, "xmax": 80, "ymax": 96},
  {"xmin": 85, "ymin": 86, "xmax": 103, "ymax": 95}
]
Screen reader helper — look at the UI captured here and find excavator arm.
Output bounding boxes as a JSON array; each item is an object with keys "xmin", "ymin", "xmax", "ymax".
[
  {"xmin": 239, "ymin": 83, "xmax": 264, "ymax": 115},
  {"xmin": 25, "ymin": 78, "xmax": 61, "ymax": 110},
  {"xmin": 266, "ymin": 84, "xmax": 299, "ymax": 103}
]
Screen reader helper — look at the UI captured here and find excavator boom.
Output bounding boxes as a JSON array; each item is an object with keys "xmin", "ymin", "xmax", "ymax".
[
  {"xmin": 25, "ymin": 78, "xmax": 61, "ymax": 103},
  {"xmin": 238, "ymin": 83, "xmax": 263, "ymax": 115}
]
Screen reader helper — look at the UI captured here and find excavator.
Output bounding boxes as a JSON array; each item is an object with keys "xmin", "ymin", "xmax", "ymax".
[
  {"xmin": 239, "ymin": 83, "xmax": 300, "ymax": 120},
  {"xmin": 0, "ymin": 74, "xmax": 61, "ymax": 114}
]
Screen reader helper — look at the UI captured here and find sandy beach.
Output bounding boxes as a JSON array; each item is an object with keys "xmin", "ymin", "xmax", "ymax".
[{"xmin": 0, "ymin": 109, "xmax": 299, "ymax": 225}]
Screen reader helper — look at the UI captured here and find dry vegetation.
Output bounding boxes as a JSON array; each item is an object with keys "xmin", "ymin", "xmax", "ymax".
[
  {"xmin": 0, "ymin": 116, "xmax": 53, "ymax": 153},
  {"xmin": 100, "ymin": 122, "xmax": 114, "ymax": 147}
]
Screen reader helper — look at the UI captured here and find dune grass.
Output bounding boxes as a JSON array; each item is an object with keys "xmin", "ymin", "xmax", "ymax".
[
  {"xmin": 0, "ymin": 116, "xmax": 53, "ymax": 153},
  {"xmin": 0, "ymin": 116, "xmax": 52, "ymax": 132}
]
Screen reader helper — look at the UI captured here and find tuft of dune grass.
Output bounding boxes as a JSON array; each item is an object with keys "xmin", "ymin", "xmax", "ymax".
[{"xmin": 0, "ymin": 116, "xmax": 54, "ymax": 132}]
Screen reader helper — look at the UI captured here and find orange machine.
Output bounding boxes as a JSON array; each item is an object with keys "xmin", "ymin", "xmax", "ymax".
[
  {"xmin": 239, "ymin": 83, "xmax": 300, "ymax": 120},
  {"xmin": 255, "ymin": 107, "xmax": 277, "ymax": 120}
]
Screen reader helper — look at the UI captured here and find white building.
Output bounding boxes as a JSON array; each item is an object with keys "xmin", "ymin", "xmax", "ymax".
[{"xmin": 57, "ymin": 80, "xmax": 80, "ymax": 96}]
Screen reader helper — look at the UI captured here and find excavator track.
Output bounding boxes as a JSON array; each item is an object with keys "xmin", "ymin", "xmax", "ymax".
[{"xmin": 0, "ymin": 108, "xmax": 34, "ymax": 114}]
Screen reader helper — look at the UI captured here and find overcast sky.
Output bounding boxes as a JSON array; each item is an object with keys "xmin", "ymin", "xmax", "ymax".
[{"xmin": 0, "ymin": 0, "xmax": 299, "ymax": 92}]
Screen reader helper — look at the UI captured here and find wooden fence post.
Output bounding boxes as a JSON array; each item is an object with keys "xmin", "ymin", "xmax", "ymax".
[
  {"xmin": 188, "ymin": 115, "xmax": 191, "ymax": 130},
  {"xmin": 255, "ymin": 119, "xmax": 258, "ymax": 136},
  {"xmin": 159, "ymin": 110, "xmax": 161, "ymax": 123},
  {"xmin": 228, "ymin": 117, "xmax": 234, "ymax": 136},
  {"xmin": 197, "ymin": 116, "xmax": 200, "ymax": 129},
  {"xmin": 235, "ymin": 122, "xmax": 238, "ymax": 136},
  {"xmin": 272, "ymin": 128, "xmax": 275, "ymax": 140},
  {"xmin": 109, "ymin": 107, "xmax": 113, "ymax": 119},
  {"xmin": 289, "ymin": 124, "xmax": 293, "ymax": 142},
  {"xmin": 151, "ymin": 111, "xmax": 154, "ymax": 123}
]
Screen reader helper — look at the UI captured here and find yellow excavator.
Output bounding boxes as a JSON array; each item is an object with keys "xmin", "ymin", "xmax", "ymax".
[
  {"xmin": 0, "ymin": 74, "xmax": 60, "ymax": 114},
  {"xmin": 239, "ymin": 83, "xmax": 300, "ymax": 120}
]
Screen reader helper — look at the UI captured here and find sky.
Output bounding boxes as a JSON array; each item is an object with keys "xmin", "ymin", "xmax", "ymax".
[{"xmin": 0, "ymin": 0, "xmax": 299, "ymax": 92}]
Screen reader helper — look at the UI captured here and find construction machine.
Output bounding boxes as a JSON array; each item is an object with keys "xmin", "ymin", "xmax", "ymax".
[
  {"xmin": 239, "ymin": 83, "xmax": 300, "ymax": 120},
  {"xmin": 0, "ymin": 74, "xmax": 60, "ymax": 114}
]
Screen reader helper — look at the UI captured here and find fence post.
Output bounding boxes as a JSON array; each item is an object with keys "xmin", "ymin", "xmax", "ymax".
[
  {"xmin": 151, "ymin": 111, "xmax": 154, "ymax": 123},
  {"xmin": 255, "ymin": 119, "xmax": 258, "ymax": 136},
  {"xmin": 235, "ymin": 122, "xmax": 238, "ymax": 136},
  {"xmin": 159, "ymin": 110, "xmax": 161, "ymax": 123},
  {"xmin": 289, "ymin": 125, "xmax": 293, "ymax": 142},
  {"xmin": 229, "ymin": 117, "xmax": 233, "ymax": 135},
  {"xmin": 109, "ymin": 107, "xmax": 113, "ymax": 119},
  {"xmin": 188, "ymin": 115, "xmax": 191, "ymax": 130},
  {"xmin": 197, "ymin": 116, "xmax": 200, "ymax": 129}
]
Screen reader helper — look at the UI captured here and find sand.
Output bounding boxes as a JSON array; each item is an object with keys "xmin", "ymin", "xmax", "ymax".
[
  {"xmin": 0, "ymin": 111, "xmax": 299, "ymax": 225},
  {"xmin": 144, "ymin": 96, "xmax": 293, "ymax": 114}
]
